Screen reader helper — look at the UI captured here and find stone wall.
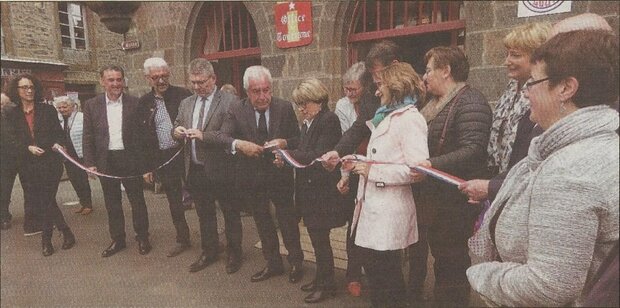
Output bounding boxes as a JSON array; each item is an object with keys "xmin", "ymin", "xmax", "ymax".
[
  {"xmin": 465, "ymin": 1, "xmax": 619, "ymax": 104},
  {"xmin": 4, "ymin": 2, "xmax": 61, "ymax": 61}
]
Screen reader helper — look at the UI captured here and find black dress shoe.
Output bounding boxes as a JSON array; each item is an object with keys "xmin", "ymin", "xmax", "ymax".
[
  {"xmin": 304, "ymin": 287, "xmax": 336, "ymax": 304},
  {"xmin": 102, "ymin": 240, "xmax": 126, "ymax": 257},
  {"xmin": 42, "ymin": 241, "xmax": 54, "ymax": 257},
  {"xmin": 288, "ymin": 265, "xmax": 304, "ymax": 283},
  {"xmin": 61, "ymin": 228, "xmax": 76, "ymax": 250},
  {"xmin": 167, "ymin": 242, "xmax": 190, "ymax": 257},
  {"xmin": 250, "ymin": 266, "xmax": 284, "ymax": 282},
  {"xmin": 301, "ymin": 280, "xmax": 317, "ymax": 292},
  {"xmin": 137, "ymin": 238, "xmax": 152, "ymax": 255},
  {"xmin": 225, "ymin": 253, "xmax": 242, "ymax": 274},
  {"xmin": 189, "ymin": 252, "xmax": 218, "ymax": 273}
]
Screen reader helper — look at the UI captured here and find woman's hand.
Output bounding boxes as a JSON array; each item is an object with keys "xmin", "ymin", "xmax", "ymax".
[
  {"xmin": 411, "ymin": 160, "xmax": 431, "ymax": 183},
  {"xmin": 458, "ymin": 179, "xmax": 490, "ymax": 204},
  {"xmin": 352, "ymin": 162, "xmax": 370, "ymax": 178},
  {"xmin": 337, "ymin": 176, "xmax": 350, "ymax": 195},
  {"xmin": 28, "ymin": 145, "xmax": 45, "ymax": 156},
  {"xmin": 273, "ymin": 152, "xmax": 285, "ymax": 168}
]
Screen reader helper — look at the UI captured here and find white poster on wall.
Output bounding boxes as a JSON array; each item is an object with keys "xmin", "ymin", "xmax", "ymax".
[{"xmin": 518, "ymin": 1, "xmax": 572, "ymax": 18}]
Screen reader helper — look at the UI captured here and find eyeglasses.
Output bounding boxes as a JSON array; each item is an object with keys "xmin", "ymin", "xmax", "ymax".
[
  {"xmin": 525, "ymin": 77, "xmax": 550, "ymax": 91},
  {"xmin": 249, "ymin": 87, "xmax": 271, "ymax": 96},
  {"xmin": 344, "ymin": 86, "xmax": 361, "ymax": 94},
  {"xmin": 17, "ymin": 85, "xmax": 35, "ymax": 91},
  {"xmin": 148, "ymin": 74, "xmax": 170, "ymax": 82}
]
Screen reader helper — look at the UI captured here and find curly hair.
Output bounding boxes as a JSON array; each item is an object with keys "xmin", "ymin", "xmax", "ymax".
[{"xmin": 6, "ymin": 73, "xmax": 44, "ymax": 104}]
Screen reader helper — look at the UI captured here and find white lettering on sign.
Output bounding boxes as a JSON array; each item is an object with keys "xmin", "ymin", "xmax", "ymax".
[
  {"xmin": 276, "ymin": 30, "xmax": 312, "ymax": 42},
  {"xmin": 1, "ymin": 68, "xmax": 32, "ymax": 77}
]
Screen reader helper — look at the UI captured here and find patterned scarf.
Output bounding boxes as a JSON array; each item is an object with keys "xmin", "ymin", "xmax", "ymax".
[
  {"xmin": 370, "ymin": 95, "xmax": 418, "ymax": 127},
  {"xmin": 487, "ymin": 80, "xmax": 530, "ymax": 174}
]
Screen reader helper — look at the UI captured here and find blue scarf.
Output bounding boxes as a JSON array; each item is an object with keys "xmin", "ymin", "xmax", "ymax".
[{"xmin": 370, "ymin": 95, "xmax": 418, "ymax": 127}]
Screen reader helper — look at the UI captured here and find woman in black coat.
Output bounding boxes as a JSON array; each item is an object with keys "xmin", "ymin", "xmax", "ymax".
[
  {"xmin": 6, "ymin": 74, "xmax": 75, "ymax": 256},
  {"xmin": 276, "ymin": 78, "xmax": 345, "ymax": 304}
]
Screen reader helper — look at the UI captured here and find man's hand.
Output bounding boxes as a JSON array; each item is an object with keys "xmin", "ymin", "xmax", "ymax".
[
  {"xmin": 336, "ymin": 176, "xmax": 350, "ymax": 195},
  {"xmin": 265, "ymin": 138, "xmax": 287, "ymax": 151},
  {"xmin": 236, "ymin": 140, "xmax": 264, "ymax": 158},
  {"xmin": 185, "ymin": 128, "xmax": 203, "ymax": 141},
  {"xmin": 321, "ymin": 151, "xmax": 340, "ymax": 171},
  {"xmin": 143, "ymin": 172, "xmax": 154, "ymax": 184},
  {"xmin": 52, "ymin": 143, "xmax": 64, "ymax": 152},
  {"xmin": 173, "ymin": 126, "xmax": 187, "ymax": 139},
  {"xmin": 411, "ymin": 160, "xmax": 431, "ymax": 183},
  {"xmin": 273, "ymin": 152, "xmax": 285, "ymax": 168},
  {"xmin": 86, "ymin": 166, "xmax": 98, "ymax": 179},
  {"xmin": 458, "ymin": 179, "xmax": 490, "ymax": 204},
  {"xmin": 28, "ymin": 145, "xmax": 45, "ymax": 156}
]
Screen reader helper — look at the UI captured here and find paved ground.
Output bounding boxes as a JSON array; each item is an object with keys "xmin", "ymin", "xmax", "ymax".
[{"xmin": 1, "ymin": 177, "xmax": 373, "ymax": 307}]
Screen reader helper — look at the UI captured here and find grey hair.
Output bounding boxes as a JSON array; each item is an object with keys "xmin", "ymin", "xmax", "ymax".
[
  {"xmin": 143, "ymin": 57, "xmax": 169, "ymax": 75},
  {"xmin": 342, "ymin": 62, "xmax": 366, "ymax": 84},
  {"xmin": 243, "ymin": 65, "xmax": 272, "ymax": 90},
  {"xmin": 52, "ymin": 95, "xmax": 79, "ymax": 108},
  {"xmin": 188, "ymin": 58, "xmax": 215, "ymax": 77}
]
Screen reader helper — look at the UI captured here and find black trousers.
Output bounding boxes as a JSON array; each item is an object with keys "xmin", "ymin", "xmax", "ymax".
[
  {"xmin": 64, "ymin": 158, "xmax": 92, "ymax": 208},
  {"xmin": 408, "ymin": 206, "xmax": 474, "ymax": 306},
  {"xmin": 307, "ymin": 228, "xmax": 335, "ymax": 286},
  {"xmin": 361, "ymin": 246, "xmax": 407, "ymax": 308},
  {"xmin": 0, "ymin": 162, "xmax": 19, "ymax": 223},
  {"xmin": 19, "ymin": 161, "xmax": 68, "ymax": 234},
  {"xmin": 99, "ymin": 150, "xmax": 149, "ymax": 241},
  {"xmin": 156, "ymin": 151, "xmax": 189, "ymax": 244},
  {"xmin": 247, "ymin": 186, "xmax": 303, "ymax": 269},
  {"xmin": 344, "ymin": 174, "xmax": 363, "ymax": 282},
  {"xmin": 188, "ymin": 163, "xmax": 242, "ymax": 254}
]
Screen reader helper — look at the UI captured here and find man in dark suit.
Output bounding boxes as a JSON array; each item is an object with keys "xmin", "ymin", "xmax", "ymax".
[
  {"xmin": 135, "ymin": 57, "xmax": 192, "ymax": 258},
  {"xmin": 216, "ymin": 65, "xmax": 304, "ymax": 283},
  {"xmin": 82, "ymin": 65, "xmax": 151, "ymax": 257},
  {"xmin": 172, "ymin": 58, "xmax": 242, "ymax": 274}
]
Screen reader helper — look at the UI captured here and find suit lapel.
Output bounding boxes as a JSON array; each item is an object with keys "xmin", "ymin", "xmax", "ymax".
[
  {"xmin": 98, "ymin": 95, "xmax": 109, "ymax": 132},
  {"xmin": 187, "ymin": 94, "xmax": 198, "ymax": 128},
  {"xmin": 268, "ymin": 101, "xmax": 279, "ymax": 139},
  {"xmin": 243, "ymin": 99, "xmax": 258, "ymax": 140},
  {"xmin": 202, "ymin": 91, "xmax": 220, "ymax": 130}
]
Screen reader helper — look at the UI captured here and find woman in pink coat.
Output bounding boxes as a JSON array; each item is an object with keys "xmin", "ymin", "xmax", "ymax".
[{"xmin": 342, "ymin": 62, "xmax": 429, "ymax": 307}]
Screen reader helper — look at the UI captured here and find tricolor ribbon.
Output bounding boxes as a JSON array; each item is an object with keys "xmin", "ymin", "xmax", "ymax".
[{"xmin": 53, "ymin": 141, "xmax": 185, "ymax": 179}]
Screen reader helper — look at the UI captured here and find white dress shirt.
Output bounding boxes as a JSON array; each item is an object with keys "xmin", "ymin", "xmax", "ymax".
[
  {"xmin": 106, "ymin": 94, "xmax": 124, "ymax": 150},
  {"xmin": 191, "ymin": 91, "xmax": 214, "ymax": 164}
]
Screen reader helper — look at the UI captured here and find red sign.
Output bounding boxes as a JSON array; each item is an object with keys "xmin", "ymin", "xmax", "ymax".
[{"xmin": 274, "ymin": 2, "xmax": 313, "ymax": 49}]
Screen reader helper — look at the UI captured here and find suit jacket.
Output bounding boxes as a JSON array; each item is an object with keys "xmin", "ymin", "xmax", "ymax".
[
  {"xmin": 334, "ymin": 90, "xmax": 380, "ymax": 156},
  {"xmin": 134, "ymin": 85, "xmax": 191, "ymax": 173},
  {"xmin": 9, "ymin": 102, "xmax": 64, "ymax": 178},
  {"xmin": 174, "ymin": 90, "xmax": 237, "ymax": 183},
  {"xmin": 217, "ymin": 97, "xmax": 300, "ymax": 193},
  {"xmin": 82, "ymin": 93, "xmax": 140, "ymax": 173},
  {"xmin": 289, "ymin": 109, "xmax": 345, "ymax": 229}
]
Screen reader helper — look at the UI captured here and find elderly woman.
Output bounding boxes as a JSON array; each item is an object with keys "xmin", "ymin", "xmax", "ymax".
[
  {"xmin": 409, "ymin": 46, "xmax": 492, "ymax": 306},
  {"xmin": 53, "ymin": 96, "xmax": 93, "ymax": 215},
  {"xmin": 276, "ymin": 78, "xmax": 345, "ymax": 304},
  {"xmin": 467, "ymin": 30, "xmax": 619, "ymax": 307},
  {"xmin": 343, "ymin": 62, "xmax": 428, "ymax": 307},
  {"xmin": 459, "ymin": 22, "xmax": 550, "ymax": 204},
  {"xmin": 6, "ymin": 74, "xmax": 75, "ymax": 256},
  {"xmin": 334, "ymin": 61, "xmax": 369, "ymax": 297}
]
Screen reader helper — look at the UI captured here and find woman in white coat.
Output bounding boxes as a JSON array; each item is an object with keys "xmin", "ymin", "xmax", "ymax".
[{"xmin": 342, "ymin": 62, "xmax": 429, "ymax": 307}]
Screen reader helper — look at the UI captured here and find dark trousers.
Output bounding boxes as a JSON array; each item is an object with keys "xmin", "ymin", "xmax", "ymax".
[
  {"xmin": 99, "ymin": 150, "xmax": 149, "ymax": 242},
  {"xmin": 361, "ymin": 247, "xmax": 407, "ymax": 308},
  {"xmin": 19, "ymin": 161, "xmax": 68, "ymax": 235},
  {"xmin": 64, "ymin": 158, "xmax": 92, "ymax": 207},
  {"xmin": 157, "ymin": 152, "xmax": 189, "ymax": 244},
  {"xmin": 188, "ymin": 163, "xmax": 242, "ymax": 254},
  {"xmin": 344, "ymin": 175, "xmax": 363, "ymax": 282},
  {"xmin": 0, "ymin": 163, "xmax": 19, "ymax": 222},
  {"xmin": 248, "ymin": 186, "xmax": 303, "ymax": 269},
  {"xmin": 408, "ymin": 206, "xmax": 474, "ymax": 306},
  {"xmin": 307, "ymin": 228, "xmax": 335, "ymax": 286}
]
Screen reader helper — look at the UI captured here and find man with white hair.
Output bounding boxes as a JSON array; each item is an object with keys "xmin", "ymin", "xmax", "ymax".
[
  {"xmin": 134, "ymin": 57, "xmax": 192, "ymax": 257},
  {"xmin": 216, "ymin": 65, "xmax": 305, "ymax": 283},
  {"xmin": 53, "ymin": 95, "xmax": 93, "ymax": 215}
]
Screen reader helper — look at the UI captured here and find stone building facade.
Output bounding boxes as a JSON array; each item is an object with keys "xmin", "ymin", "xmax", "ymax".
[{"xmin": 2, "ymin": 1, "xmax": 618, "ymax": 105}]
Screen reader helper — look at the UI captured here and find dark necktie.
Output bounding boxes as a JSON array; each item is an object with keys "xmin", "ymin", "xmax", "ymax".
[
  {"xmin": 257, "ymin": 110, "xmax": 268, "ymax": 144},
  {"xmin": 301, "ymin": 123, "xmax": 308, "ymax": 138},
  {"xmin": 196, "ymin": 97, "xmax": 207, "ymax": 129},
  {"xmin": 63, "ymin": 116, "xmax": 69, "ymax": 133}
]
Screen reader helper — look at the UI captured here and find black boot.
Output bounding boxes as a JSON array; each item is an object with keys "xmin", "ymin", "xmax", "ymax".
[
  {"xmin": 304, "ymin": 280, "xmax": 336, "ymax": 303},
  {"xmin": 60, "ymin": 227, "xmax": 75, "ymax": 250},
  {"xmin": 42, "ymin": 231, "xmax": 54, "ymax": 257}
]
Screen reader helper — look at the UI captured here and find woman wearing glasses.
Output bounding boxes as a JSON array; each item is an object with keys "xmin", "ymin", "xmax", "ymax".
[
  {"xmin": 467, "ymin": 29, "xmax": 618, "ymax": 307},
  {"xmin": 6, "ymin": 74, "xmax": 75, "ymax": 256},
  {"xmin": 459, "ymin": 22, "xmax": 551, "ymax": 204}
]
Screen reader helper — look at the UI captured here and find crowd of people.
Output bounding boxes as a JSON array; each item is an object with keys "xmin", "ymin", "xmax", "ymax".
[{"xmin": 0, "ymin": 13, "xmax": 618, "ymax": 307}]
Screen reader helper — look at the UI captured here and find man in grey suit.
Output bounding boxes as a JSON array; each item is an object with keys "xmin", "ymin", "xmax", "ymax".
[
  {"xmin": 82, "ymin": 65, "xmax": 151, "ymax": 257},
  {"xmin": 216, "ymin": 65, "xmax": 304, "ymax": 283},
  {"xmin": 172, "ymin": 58, "xmax": 242, "ymax": 274}
]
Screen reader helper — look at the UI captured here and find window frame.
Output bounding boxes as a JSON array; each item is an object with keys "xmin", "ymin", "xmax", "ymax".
[{"xmin": 58, "ymin": 2, "xmax": 88, "ymax": 50}]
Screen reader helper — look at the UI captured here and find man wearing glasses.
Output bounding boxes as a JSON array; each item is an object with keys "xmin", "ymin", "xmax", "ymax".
[
  {"xmin": 173, "ymin": 58, "xmax": 243, "ymax": 274},
  {"xmin": 134, "ymin": 57, "xmax": 192, "ymax": 258}
]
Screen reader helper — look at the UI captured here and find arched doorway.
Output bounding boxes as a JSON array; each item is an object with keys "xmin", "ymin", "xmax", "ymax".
[
  {"xmin": 348, "ymin": 1, "xmax": 465, "ymax": 74},
  {"xmin": 197, "ymin": 1, "xmax": 261, "ymax": 98}
]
